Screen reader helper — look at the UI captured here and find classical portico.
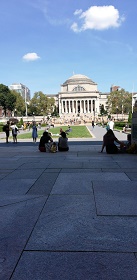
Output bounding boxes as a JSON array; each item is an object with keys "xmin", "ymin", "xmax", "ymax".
[{"xmin": 58, "ymin": 74, "xmax": 100, "ymax": 117}]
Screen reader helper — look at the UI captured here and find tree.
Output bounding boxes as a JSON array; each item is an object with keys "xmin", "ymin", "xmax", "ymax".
[
  {"xmin": 28, "ymin": 91, "xmax": 55, "ymax": 116},
  {"xmin": 100, "ymin": 104, "xmax": 107, "ymax": 115},
  {"xmin": 107, "ymin": 89, "xmax": 132, "ymax": 114},
  {"xmin": 10, "ymin": 90, "xmax": 26, "ymax": 116},
  {"xmin": 0, "ymin": 84, "xmax": 16, "ymax": 115}
]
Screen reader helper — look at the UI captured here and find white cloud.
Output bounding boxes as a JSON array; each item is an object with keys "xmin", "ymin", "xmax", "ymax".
[
  {"xmin": 71, "ymin": 22, "xmax": 79, "ymax": 33},
  {"xmin": 74, "ymin": 9, "xmax": 82, "ymax": 16},
  {"xmin": 22, "ymin": 52, "xmax": 40, "ymax": 61},
  {"xmin": 71, "ymin": 5, "xmax": 125, "ymax": 32}
]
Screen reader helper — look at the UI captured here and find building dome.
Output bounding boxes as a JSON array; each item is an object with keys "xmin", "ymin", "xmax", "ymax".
[{"xmin": 63, "ymin": 74, "xmax": 96, "ymax": 85}]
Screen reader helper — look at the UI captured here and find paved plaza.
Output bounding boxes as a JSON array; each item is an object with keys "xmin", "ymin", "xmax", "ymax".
[{"xmin": 0, "ymin": 126, "xmax": 137, "ymax": 280}]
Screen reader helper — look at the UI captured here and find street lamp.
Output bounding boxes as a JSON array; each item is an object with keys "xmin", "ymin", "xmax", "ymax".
[
  {"xmin": 33, "ymin": 112, "xmax": 35, "ymax": 121},
  {"xmin": 122, "ymin": 102, "xmax": 123, "ymax": 120},
  {"xmin": 116, "ymin": 106, "xmax": 118, "ymax": 120},
  {"xmin": 25, "ymin": 102, "xmax": 29, "ymax": 117}
]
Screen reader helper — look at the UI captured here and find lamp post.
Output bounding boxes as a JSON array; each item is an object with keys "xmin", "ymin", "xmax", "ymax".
[
  {"xmin": 25, "ymin": 102, "xmax": 28, "ymax": 116},
  {"xmin": 122, "ymin": 100, "xmax": 123, "ymax": 120},
  {"xmin": 116, "ymin": 106, "xmax": 118, "ymax": 120}
]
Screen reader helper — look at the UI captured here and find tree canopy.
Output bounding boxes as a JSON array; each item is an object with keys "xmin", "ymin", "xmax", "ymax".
[
  {"xmin": 107, "ymin": 89, "xmax": 132, "ymax": 114},
  {"xmin": 28, "ymin": 91, "xmax": 55, "ymax": 116},
  {"xmin": 0, "ymin": 84, "xmax": 16, "ymax": 115}
]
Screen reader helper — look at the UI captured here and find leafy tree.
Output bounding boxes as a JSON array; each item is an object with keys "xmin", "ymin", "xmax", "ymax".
[
  {"xmin": 100, "ymin": 104, "xmax": 107, "ymax": 115},
  {"xmin": 107, "ymin": 89, "xmax": 132, "ymax": 114},
  {"xmin": 10, "ymin": 90, "xmax": 26, "ymax": 116},
  {"xmin": 128, "ymin": 111, "xmax": 132, "ymax": 123},
  {"xmin": 51, "ymin": 106, "xmax": 59, "ymax": 116},
  {"xmin": 28, "ymin": 91, "xmax": 55, "ymax": 116},
  {"xmin": 0, "ymin": 84, "xmax": 16, "ymax": 115}
]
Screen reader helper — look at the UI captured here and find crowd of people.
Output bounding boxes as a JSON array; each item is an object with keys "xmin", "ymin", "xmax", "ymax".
[
  {"xmin": 3, "ymin": 120, "xmax": 70, "ymax": 152},
  {"xmin": 2, "ymin": 118, "xmax": 134, "ymax": 154}
]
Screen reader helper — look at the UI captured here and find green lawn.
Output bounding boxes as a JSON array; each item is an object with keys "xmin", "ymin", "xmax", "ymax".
[{"xmin": 17, "ymin": 126, "xmax": 92, "ymax": 139}]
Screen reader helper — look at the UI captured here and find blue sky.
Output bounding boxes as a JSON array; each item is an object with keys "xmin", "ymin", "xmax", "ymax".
[{"xmin": 0, "ymin": 0, "xmax": 137, "ymax": 97}]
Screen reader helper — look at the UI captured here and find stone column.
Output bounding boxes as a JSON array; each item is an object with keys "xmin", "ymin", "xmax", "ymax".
[
  {"xmin": 83, "ymin": 99, "xmax": 86, "ymax": 114},
  {"xmin": 76, "ymin": 100, "xmax": 78, "ymax": 114},
  {"xmin": 87, "ymin": 99, "xmax": 89, "ymax": 113},
  {"xmin": 72, "ymin": 100, "xmax": 75, "ymax": 114},
  {"xmin": 69, "ymin": 100, "xmax": 71, "ymax": 113},
  {"xmin": 65, "ymin": 100, "xmax": 67, "ymax": 114}
]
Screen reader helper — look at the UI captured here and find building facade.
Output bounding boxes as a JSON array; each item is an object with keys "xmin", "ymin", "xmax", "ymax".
[
  {"xmin": 9, "ymin": 83, "xmax": 31, "ymax": 101},
  {"xmin": 58, "ymin": 74, "xmax": 102, "ymax": 117},
  {"xmin": 57, "ymin": 74, "xmax": 109, "ymax": 118}
]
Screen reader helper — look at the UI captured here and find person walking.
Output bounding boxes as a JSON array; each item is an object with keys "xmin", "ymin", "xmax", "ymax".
[
  {"xmin": 92, "ymin": 120, "xmax": 95, "ymax": 129},
  {"xmin": 10, "ymin": 123, "xmax": 19, "ymax": 143}
]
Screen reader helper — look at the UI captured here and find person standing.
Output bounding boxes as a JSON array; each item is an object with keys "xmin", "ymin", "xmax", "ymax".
[
  {"xmin": 3, "ymin": 121, "xmax": 10, "ymax": 143},
  {"xmin": 108, "ymin": 119, "xmax": 114, "ymax": 131},
  {"xmin": 92, "ymin": 120, "xmax": 95, "ymax": 129},
  {"xmin": 32, "ymin": 122, "xmax": 38, "ymax": 143},
  {"xmin": 10, "ymin": 123, "xmax": 19, "ymax": 143}
]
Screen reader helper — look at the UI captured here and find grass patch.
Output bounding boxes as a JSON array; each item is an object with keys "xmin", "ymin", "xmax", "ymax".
[{"xmin": 17, "ymin": 126, "xmax": 92, "ymax": 139}]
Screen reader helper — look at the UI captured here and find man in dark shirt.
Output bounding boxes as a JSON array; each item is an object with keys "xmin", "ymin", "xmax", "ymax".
[{"xmin": 3, "ymin": 121, "xmax": 10, "ymax": 143}]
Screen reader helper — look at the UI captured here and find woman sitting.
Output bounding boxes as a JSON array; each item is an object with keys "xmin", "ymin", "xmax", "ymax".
[
  {"xmin": 39, "ymin": 131, "xmax": 53, "ymax": 152},
  {"xmin": 101, "ymin": 129, "xmax": 124, "ymax": 154},
  {"xmin": 58, "ymin": 131, "xmax": 69, "ymax": 152}
]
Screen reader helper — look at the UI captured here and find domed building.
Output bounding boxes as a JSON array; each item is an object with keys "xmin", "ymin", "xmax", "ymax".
[{"xmin": 58, "ymin": 74, "xmax": 100, "ymax": 117}]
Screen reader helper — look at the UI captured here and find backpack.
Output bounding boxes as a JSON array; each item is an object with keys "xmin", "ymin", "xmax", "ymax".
[{"xmin": 50, "ymin": 142, "xmax": 57, "ymax": 153}]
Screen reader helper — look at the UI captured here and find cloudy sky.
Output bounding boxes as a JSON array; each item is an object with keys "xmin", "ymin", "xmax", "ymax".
[{"xmin": 0, "ymin": 0, "xmax": 137, "ymax": 97}]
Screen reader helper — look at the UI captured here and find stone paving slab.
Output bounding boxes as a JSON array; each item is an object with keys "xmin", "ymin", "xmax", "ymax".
[
  {"xmin": 93, "ymin": 181, "xmax": 137, "ymax": 216},
  {"xmin": 125, "ymin": 173, "xmax": 137, "ymax": 181},
  {"xmin": 61, "ymin": 168, "xmax": 102, "ymax": 173},
  {"xmin": 51, "ymin": 173, "xmax": 93, "ymax": 195},
  {"xmin": 17, "ymin": 162, "xmax": 50, "ymax": 169},
  {"xmin": 3, "ymin": 169, "xmax": 45, "ymax": 180},
  {"xmin": 25, "ymin": 195, "xmax": 137, "ymax": 252},
  {"xmin": 83, "ymin": 162, "xmax": 120, "ymax": 168},
  {"xmin": 63, "ymin": 172, "xmax": 130, "ymax": 181},
  {"xmin": 102, "ymin": 168, "xmax": 137, "ymax": 173},
  {"xmin": 48, "ymin": 162, "xmax": 83, "ymax": 169},
  {"xmin": 0, "ymin": 163, "xmax": 24, "ymax": 170},
  {"xmin": 0, "ymin": 196, "xmax": 47, "ymax": 280},
  {"xmin": 0, "ymin": 179, "xmax": 36, "ymax": 195},
  {"xmin": 11, "ymin": 251, "xmax": 137, "ymax": 280},
  {"xmin": 0, "ymin": 195, "xmax": 44, "ymax": 207},
  {"xmin": 28, "ymin": 173, "xmax": 60, "ymax": 195}
]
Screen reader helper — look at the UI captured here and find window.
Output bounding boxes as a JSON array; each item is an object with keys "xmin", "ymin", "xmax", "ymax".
[{"xmin": 72, "ymin": 85, "xmax": 85, "ymax": 92}]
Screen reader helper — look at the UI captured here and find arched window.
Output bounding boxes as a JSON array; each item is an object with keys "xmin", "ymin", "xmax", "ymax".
[{"xmin": 72, "ymin": 85, "xmax": 85, "ymax": 92}]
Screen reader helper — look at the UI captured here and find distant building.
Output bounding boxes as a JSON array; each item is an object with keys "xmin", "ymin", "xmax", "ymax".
[
  {"xmin": 110, "ymin": 85, "xmax": 121, "ymax": 92},
  {"xmin": 9, "ymin": 83, "xmax": 31, "ymax": 101},
  {"xmin": 99, "ymin": 92, "xmax": 109, "ymax": 112},
  {"xmin": 58, "ymin": 74, "xmax": 101, "ymax": 117}
]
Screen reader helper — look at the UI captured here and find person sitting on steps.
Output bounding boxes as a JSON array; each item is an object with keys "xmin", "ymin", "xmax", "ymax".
[{"xmin": 101, "ymin": 129, "xmax": 124, "ymax": 154}]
